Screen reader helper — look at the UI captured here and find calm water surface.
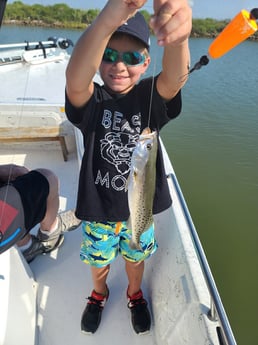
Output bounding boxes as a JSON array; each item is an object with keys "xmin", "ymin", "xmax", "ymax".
[{"xmin": 1, "ymin": 26, "xmax": 258, "ymax": 345}]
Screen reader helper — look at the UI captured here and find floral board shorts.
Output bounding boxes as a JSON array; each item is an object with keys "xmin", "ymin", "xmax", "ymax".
[{"xmin": 80, "ymin": 221, "xmax": 158, "ymax": 268}]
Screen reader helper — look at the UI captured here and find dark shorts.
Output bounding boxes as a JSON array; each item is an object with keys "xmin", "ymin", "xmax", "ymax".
[{"xmin": 11, "ymin": 170, "xmax": 49, "ymax": 232}]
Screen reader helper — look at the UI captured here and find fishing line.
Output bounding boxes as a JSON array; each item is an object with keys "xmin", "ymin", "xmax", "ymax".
[{"xmin": 147, "ymin": 49, "xmax": 157, "ymax": 129}]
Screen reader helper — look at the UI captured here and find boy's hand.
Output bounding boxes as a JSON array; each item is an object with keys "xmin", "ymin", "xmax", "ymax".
[
  {"xmin": 124, "ymin": 0, "xmax": 147, "ymax": 9},
  {"xmin": 104, "ymin": 0, "xmax": 147, "ymax": 26},
  {"xmin": 150, "ymin": 0, "xmax": 192, "ymax": 46}
]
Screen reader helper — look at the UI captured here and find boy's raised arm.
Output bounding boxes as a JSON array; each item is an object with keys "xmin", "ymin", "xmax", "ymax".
[
  {"xmin": 151, "ymin": 0, "xmax": 192, "ymax": 100},
  {"xmin": 66, "ymin": 0, "xmax": 191, "ymax": 107},
  {"xmin": 65, "ymin": 0, "xmax": 147, "ymax": 108}
]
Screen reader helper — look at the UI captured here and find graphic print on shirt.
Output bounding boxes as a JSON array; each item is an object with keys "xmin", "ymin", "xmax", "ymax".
[
  {"xmin": 100, "ymin": 132, "xmax": 138, "ymax": 175},
  {"xmin": 95, "ymin": 110, "xmax": 141, "ymax": 192}
]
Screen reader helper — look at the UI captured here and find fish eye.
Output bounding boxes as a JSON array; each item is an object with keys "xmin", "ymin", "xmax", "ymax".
[{"xmin": 146, "ymin": 143, "xmax": 152, "ymax": 150}]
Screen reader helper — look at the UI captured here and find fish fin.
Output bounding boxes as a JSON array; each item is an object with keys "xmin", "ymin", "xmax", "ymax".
[
  {"xmin": 133, "ymin": 167, "xmax": 138, "ymax": 178},
  {"xmin": 129, "ymin": 239, "xmax": 143, "ymax": 252},
  {"xmin": 126, "ymin": 216, "xmax": 131, "ymax": 230},
  {"xmin": 125, "ymin": 168, "xmax": 137, "ymax": 192}
]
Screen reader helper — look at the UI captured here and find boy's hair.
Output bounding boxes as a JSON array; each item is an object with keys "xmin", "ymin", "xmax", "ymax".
[
  {"xmin": 115, "ymin": 12, "xmax": 150, "ymax": 50},
  {"xmin": 110, "ymin": 32, "xmax": 150, "ymax": 56}
]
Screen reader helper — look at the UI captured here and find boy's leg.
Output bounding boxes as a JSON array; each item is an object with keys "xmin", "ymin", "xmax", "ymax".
[
  {"xmin": 81, "ymin": 265, "xmax": 110, "ymax": 334},
  {"xmin": 80, "ymin": 221, "xmax": 118, "ymax": 334},
  {"xmin": 125, "ymin": 259, "xmax": 151, "ymax": 334},
  {"xmin": 125, "ymin": 260, "xmax": 144, "ymax": 296},
  {"xmin": 91, "ymin": 265, "xmax": 110, "ymax": 295},
  {"xmin": 119, "ymin": 221, "xmax": 156, "ymax": 335}
]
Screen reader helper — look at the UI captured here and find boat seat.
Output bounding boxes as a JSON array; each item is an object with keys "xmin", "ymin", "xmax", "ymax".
[{"xmin": 0, "ymin": 107, "xmax": 74, "ymax": 161}]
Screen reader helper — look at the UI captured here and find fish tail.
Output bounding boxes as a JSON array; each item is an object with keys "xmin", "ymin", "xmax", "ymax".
[{"xmin": 129, "ymin": 239, "xmax": 143, "ymax": 252}]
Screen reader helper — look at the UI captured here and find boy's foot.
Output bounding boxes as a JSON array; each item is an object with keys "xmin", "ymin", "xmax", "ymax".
[
  {"xmin": 127, "ymin": 289, "xmax": 151, "ymax": 334},
  {"xmin": 22, "ymin": 209, "xmax": 81, "ymax": 262},
  {"xmin": 81, "ymin": 288, "xmax": 109, "ymax": 334}
]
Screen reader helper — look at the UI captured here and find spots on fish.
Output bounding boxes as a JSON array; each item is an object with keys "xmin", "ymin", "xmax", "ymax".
[{"xmin": 127, "ymin": 128, "xmax": 157, "ymax": 250}]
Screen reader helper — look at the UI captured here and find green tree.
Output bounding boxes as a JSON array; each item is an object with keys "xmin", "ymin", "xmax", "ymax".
[{"xmin": 82, "ymin": 9, "xmax": 99, "ymax": 24}]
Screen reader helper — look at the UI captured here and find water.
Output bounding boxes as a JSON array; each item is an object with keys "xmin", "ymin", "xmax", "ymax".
[{"xmin": 1, "ymin": 26, "xmax": 258, "ymax": 345}]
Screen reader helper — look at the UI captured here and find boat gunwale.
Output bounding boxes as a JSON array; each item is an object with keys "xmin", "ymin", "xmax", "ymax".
[{"xmin": 168, "ymin": 171, "xmax": 237, "ymax": 345}]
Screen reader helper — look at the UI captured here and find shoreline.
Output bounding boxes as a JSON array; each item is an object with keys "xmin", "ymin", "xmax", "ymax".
[
  {"xmin": 2, "ymin": 20, "xmax": 258, "ymax": 41},
  {"xmin": 2, "ymin": 19, "xmax": 88, "ymax": 30}
]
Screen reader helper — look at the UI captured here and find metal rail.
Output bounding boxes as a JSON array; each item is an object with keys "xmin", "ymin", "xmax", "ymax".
[
  {"xmin": 0, "ymin": 40, "xmax": 56, "ymax": 50},
  {"xmin": 0, "ymin": 38, "xmax": 73, "ymax": 51},
  {"xmin": 169, "ymin": 172, "xmax": 237, "ymax": 345}
]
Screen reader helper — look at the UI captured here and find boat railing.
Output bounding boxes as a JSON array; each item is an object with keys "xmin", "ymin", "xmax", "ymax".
[
  {"xmin": 0, "ymin": 37, "xmax": 73, "ymax": 66},
  {"xmin": 169, "ymin": 172, "xmax": 237, "ymax": 345},
  {"xmin": 0, "ymin": 37, "xmax": 73, "ymax": 51}
]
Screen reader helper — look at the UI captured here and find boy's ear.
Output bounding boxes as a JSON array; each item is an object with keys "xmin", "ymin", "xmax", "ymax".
[{"xmin": 143, "ymin": 56, "xmax": 151, "ymax": 69}]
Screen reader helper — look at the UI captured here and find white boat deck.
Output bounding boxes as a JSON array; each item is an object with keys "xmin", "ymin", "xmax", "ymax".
[
  {"xmin": 0, "ymin": 42, "xmax": 236, "ymax": 345},
  {"xmin": 0, "ymin": 54, "xmax": 69, "ymax": 106},
  {"xmin": 0, "ymin": 137, "xmax": 219, "ymax": 345}
]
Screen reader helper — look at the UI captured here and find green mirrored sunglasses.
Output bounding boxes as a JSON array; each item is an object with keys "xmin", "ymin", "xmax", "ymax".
[{"xmin": 102, "ymin": 47, "xmax": 146, "ymax": 66}]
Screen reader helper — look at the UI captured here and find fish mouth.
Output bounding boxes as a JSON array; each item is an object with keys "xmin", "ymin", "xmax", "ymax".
[
  {"xmin": 141, "ymin": 127, "xmax": 151, "ymax": 135},
  {"xmin": 140, "ymin": 127, "xmax": 157, "ymax": 140}
]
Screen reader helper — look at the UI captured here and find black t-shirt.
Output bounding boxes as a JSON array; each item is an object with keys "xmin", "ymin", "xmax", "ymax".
[{"xmin": 65, "ymin": 76, "xmax": 182, "ymax": 222}]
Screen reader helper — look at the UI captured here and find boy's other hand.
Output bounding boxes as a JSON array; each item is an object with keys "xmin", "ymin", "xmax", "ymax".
[
  {"xmin": 104, "ymin": 0, "xmax": 147, "ymax": 25},
  {"xmin": 124, "ymin": 0, "xmax": 147, "ymax": 9},
  {"xmin": 150, "ymin": 0, "xmax": 192, "ymax": 46}
]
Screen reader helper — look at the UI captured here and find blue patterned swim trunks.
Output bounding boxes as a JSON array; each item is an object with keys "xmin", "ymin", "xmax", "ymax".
[{"xmin": 80, "ymin": 221, "xmax": 157, "ymax": 267}]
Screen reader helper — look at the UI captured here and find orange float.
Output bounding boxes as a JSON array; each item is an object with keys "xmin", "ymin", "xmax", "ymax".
[{"xmin": 208, "ymin": 9, "xmax": 258, "ymax": 59}]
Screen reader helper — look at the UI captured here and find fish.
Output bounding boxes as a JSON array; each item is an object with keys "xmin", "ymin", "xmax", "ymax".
[{"xmin": 126, "ymin": 127, "xmax": 158, "ymax": 250}]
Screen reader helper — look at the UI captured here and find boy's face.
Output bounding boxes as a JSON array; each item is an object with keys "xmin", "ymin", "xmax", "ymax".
[{"xmin": 99, "ymin": 36, "xmax": 150, "ymax": 94}]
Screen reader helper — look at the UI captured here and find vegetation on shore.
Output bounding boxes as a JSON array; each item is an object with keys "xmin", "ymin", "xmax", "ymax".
[{"xmin": 3, "ymin": 1, "xmax": 258, "ymax": 40}]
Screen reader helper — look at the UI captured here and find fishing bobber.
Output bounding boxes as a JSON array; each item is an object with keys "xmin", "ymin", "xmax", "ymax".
[
  {"xmin": 208, "ymin": 8, "xmax": 258, "ymax": 59},
  {"xmin": 189, "ymin": 8, "xmax": 258, "ymax": 74}
]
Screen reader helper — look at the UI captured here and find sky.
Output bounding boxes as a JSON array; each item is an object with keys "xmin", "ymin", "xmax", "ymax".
[{"xmin": 7, "ymin": 0, "xmax": 258, "ymax": 19}]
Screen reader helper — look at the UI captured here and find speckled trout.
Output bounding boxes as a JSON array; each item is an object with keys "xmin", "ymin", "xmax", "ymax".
[{"xmin": 126, "ymin": 128, "xmax": 158, "ymax": 250}]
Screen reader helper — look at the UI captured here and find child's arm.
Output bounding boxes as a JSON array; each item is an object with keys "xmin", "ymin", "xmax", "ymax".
[
  {"xmin": 151, "ymin": 0, "xmax": 192, "ymax": 100},
  {"xmin": 65, "ymin": 0, "xmax": 147, "ymax": 108}
]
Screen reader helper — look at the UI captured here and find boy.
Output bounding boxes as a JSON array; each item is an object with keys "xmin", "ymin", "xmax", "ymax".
[{"xmin": 65, "ymin": 0, "xmax": 192, "ymax": 335}]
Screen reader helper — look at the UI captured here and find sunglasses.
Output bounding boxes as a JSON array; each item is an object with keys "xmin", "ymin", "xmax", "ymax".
[{"xmin": 102, "ymin": 47, "xmax": 146, "ymax": 66}]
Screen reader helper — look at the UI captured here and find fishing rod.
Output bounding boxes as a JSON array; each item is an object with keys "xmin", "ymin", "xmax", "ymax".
[
  {"xmin": 189, "ymin": 8, "xmax": 258, "ymax": 74},
  {"xmin": 0, "ymin": 0, "xmax": 7, "ymax": 28}
]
